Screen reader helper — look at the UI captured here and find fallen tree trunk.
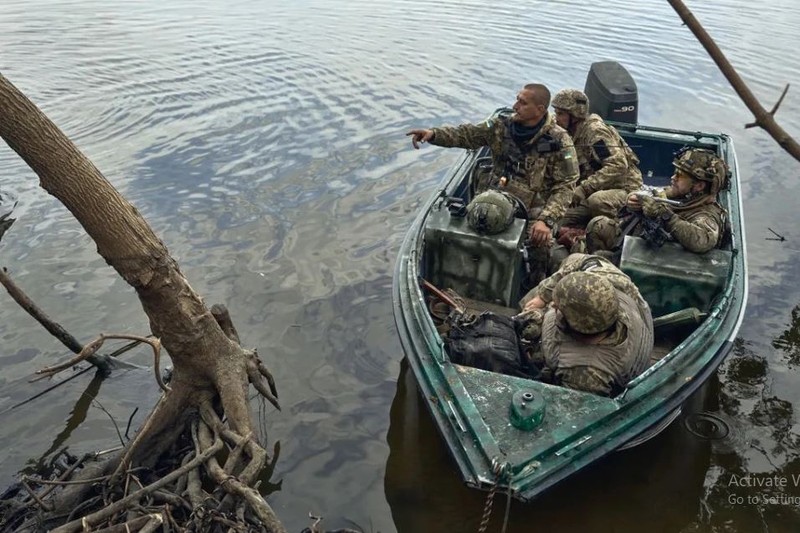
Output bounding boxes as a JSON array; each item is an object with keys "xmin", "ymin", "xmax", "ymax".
[{"xmin": 0, "ymin": 72, "xmax": 285, "ymax": 532}]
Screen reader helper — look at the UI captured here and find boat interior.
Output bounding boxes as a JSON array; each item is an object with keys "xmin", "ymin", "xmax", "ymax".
[{"xmin": 419, "ymin": 131, "xmax": 735, "ymax": 384}]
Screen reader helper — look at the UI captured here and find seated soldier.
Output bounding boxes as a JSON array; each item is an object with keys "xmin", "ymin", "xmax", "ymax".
[
  {"xmin": 586, "ymin": 147, "xmax": 729, "ymax": 256},
  {"xmin": 407, "ymin": 84, "xmax": 579, "ymax": 285},
  {"xmin": 551, "ymin": 89, "xmax": 643, "ymax": 228},
  {"xmin": 517, "ymin": 253, "xmax": 653, "ymax": 396}
]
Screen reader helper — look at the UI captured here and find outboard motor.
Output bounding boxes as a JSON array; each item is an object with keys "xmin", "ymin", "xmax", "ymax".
[{"xmin": 584, "ymin": 61, "xmax": 638, "ymax": 124}]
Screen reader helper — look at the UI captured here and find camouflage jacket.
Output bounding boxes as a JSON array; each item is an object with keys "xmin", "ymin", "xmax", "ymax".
[
  {"xmin": 645, "ymin": 189, "xmax": 727, "ymax": 253},
  {"xmin": 430, "ymin": 112, "xmax": 579, "ymax": 223},
  {"xmin": 524, "ymin": 253, "xmax": 644, "ymax": 307},
  {"xmin": 540, "ymin": 288, "xmax": 654, "ymax": 394},
  {"xmin": 572, "ymin": 114, "xmax": 642, "ymax": 195},
  {"xmin": 661, "ymin": 202, "xmax": 726, "ymax": 253}
]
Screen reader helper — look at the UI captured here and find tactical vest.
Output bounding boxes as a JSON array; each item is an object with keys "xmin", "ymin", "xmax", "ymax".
[
  {"xmin": 490, "ymin": 114, "xmax": 566, "ymax": 211},
  {"xmin": 540, "ymin": 290, "xmax": 653, "ymax": 392}
]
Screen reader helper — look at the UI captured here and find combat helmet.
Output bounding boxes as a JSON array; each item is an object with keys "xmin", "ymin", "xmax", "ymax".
[
  {"xmin": 673, "ymin": 147, "xmax": 729, "ymax": 196},
  {"xmin": 466, "ymin": 190, "xmax": 515, "ymax": 235},
  {"xmin": 552, "ymin": 271, "xmax": 619, "ymax": 335},
  {"xmin": 552, "ymin": 89, "xmax": 590, "ymax": 120}
]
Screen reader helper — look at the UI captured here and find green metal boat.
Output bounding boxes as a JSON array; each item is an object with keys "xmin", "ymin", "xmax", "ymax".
[{"xmin": 392, "ymin": 64, "xmax": 747, "ymax": 501}]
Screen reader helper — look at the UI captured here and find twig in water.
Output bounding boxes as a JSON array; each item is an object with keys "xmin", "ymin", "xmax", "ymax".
[
  {"xmin": 125, "ymin": 407, "xmax": 139, "ymax": 440},
  {"xmin": 92, "ymin": 398, "xmax": 126, "ymax": 447},
  {"xmin": 766, "ymin": 227, "xmax": 786, "ymax": 242}
]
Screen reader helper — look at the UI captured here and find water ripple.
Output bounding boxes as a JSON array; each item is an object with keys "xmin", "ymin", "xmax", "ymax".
[{"xmin": 2, "ymin": 0, "xmax": 800, "ymax": 530}]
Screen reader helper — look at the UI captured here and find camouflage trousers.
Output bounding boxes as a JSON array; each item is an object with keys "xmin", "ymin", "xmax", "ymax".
[
  {"xmin": 560, "ymin": 189, "xmax": 630, "ymax": 228},
  {"xmin": 555, "ymin": 365, "xmax": 615, "ymax": 396}
]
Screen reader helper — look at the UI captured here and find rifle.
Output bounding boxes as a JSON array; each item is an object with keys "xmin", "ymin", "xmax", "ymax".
[{"xmin": 632, "ymin": 190, "xmax": 682, "ymax": 206}]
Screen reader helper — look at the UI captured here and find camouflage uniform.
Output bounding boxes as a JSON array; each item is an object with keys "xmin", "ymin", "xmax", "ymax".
[
  {"xmin": 586, "ymin": 199, "xmax": 726, "ymax": 254},
  {"xmin": 519, "ymin": 253, "xmax": 642, "ymax": 307},
  {"xmin": 430, "ymin": 112, "xmax": 579, "ymax": 225},
  {"xmin": 585, "ymin": 147, "xmax": 729, "ymax": 255},
  {"xmin": 519, "ymin": 255, "xmax": 653, "ymax": 396},
  {"xmin": 558, "ymin": 109, "xmax": 643, "ymax": 226}
]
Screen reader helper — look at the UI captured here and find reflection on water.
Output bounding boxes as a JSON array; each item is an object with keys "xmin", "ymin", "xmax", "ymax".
[
  {"xmin": 685, "ymin": 339, "xmax": 800, "ymax": 531},
  {"xmin": 1, "ymin": 0, "xmax": 800, "ymax": 530},
  {"xmin": 773, "ymin": 306, "xmax": 800, "ymax": 367}
]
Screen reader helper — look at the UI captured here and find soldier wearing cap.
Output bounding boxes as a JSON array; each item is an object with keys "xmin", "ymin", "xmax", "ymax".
[
  {"xmin": 586, "ymin": 147, "xmax": 729, "ymax": 254},
  {"xmin": 551, "ymin": 89, "xmax": 643, "ymax": 228},
  {"xmin": 406, "ymin": 84, "xmax": 579, "ymax": 250},
  {"xmin": 517, "ymin": 253, "xmax": 653, "ymax": 396}
]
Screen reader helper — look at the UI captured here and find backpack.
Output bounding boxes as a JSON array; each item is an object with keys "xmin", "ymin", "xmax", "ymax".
[{"xmin": 445, "ymin": 312, "xmax": 530, "ymax": 378}]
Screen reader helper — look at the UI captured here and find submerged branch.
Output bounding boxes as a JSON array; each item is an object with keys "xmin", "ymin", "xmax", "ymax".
[
  {"xmin": 34, "ymin": 333, "xmax": 168, "ymax": 392},
  {"xmin": 0, "ymin": 267, "xmax": 113, "ymax": 374},
  {"xmin": 667, "ymin": 0, "xmax": 800, "ymax": 162}
]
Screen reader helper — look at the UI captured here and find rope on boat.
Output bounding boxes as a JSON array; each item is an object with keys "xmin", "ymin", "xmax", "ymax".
[{"xmin": 478, "ymin": 459, "xmax": 511, "ymax": 533}]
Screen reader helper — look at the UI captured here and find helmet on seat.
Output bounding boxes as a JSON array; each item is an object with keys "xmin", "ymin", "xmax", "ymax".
[
  {"xmin": 466, "ymin": 190, "xmax": 515, "ymax": 235},
  {"xmin": 552, "ymin": 89, "xmax": 590, "ymax": 120}
]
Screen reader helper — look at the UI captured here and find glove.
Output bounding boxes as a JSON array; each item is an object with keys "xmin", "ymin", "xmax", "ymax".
[
  {"xmin": 570, "ymin": 186, "xmax": 587, "ymax": 207},
  {"xmin": 516, "ymin": 308, "xmax": 545, "ymax": 342},
  {"xmin": 641, "ymin": 195, "xmax": 673, "ymax": 220}
]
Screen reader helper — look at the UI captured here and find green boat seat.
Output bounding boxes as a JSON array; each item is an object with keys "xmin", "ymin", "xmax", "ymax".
[
  {"xmin": 619, "ymin": 236, "xmax": 732, "ymax": 317},
  {"xmin": 423, "ymin": 208, "xmax": 526, "ymax": 308}
]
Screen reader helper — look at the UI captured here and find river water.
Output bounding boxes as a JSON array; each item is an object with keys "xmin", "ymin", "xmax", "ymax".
[{"xmin": 1, "ymin": 1, "xmax": 799, "ymax": 531}]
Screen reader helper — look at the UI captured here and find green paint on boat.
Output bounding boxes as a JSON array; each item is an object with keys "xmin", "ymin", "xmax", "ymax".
[{"xmin": 509, "ymin": 390, "xmax": 546, "ymax": 431}]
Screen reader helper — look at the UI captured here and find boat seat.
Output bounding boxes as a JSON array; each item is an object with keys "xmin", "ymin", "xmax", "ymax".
[
  {"xmin": 423, "ymin": 208, "xmax": 526, "ymax": 308},
  {"xmin": 619, "ymin": 236, "xmax": 732, "ymax": 317}
]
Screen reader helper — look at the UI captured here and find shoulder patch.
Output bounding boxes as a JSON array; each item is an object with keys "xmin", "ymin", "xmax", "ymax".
[{"xmin": 593, "ymin": 139, "xmax": 611, "ymax": 160}]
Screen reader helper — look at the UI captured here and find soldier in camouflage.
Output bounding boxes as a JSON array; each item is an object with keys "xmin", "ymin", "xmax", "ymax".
[
  {"xmin": 406, "ymin": 84, "xmax": 579, "ymax": 250},
  {"xmin": 586, "ymin": 147, "xmax": 729, "ymax": 255},
  {"xmin": 551, "ymin": 89, "xmax": 643, "ymax": 227},
  {"xmin": 516, "ymin": 253, "xmax": 653, "ymax": 396}
]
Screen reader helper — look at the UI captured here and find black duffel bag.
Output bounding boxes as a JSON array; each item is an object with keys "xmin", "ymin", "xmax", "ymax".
[{"xmin": 445, "ymin": 311, "xmax": 532, "ymax": 378}]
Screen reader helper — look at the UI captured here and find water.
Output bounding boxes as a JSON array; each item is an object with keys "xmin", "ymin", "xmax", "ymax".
[{"xmin": 1, "ymin": 0, "xmax": 799, "ymax": 531}]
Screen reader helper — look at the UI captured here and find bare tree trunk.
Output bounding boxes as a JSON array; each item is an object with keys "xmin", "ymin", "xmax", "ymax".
[
  {"xmin": 0, "ymin": 72, "xmax": 285, "ymax": 532},
  {"xmin": 667, "ymin": 0, "xmax": 800, "ymax": 162}
]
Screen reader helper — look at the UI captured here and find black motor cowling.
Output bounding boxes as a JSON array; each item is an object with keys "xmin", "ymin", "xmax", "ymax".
[{"xmin": 584, "ymin": 61, "xmax": 638, "ymax": 124}]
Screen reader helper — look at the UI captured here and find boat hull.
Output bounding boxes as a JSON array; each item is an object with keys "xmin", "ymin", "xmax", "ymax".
[{"xmin": 392, "ymin": 120, "xmax": 748, "ymax": 500}]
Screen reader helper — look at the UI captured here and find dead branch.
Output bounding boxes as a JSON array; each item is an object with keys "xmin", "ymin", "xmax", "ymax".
[
  {"xmin": 34, "ymin": 333, "xmax": 168, "ymax": 392},
  {"xmin": 138, "ymin": 513, "xmax": 165, "ymax": 533},
  {"xmin": 247, "ymin": 355, "xmax": 281, "ymax": 411},
  {"xmin": 667, "ymin": 0, "xmax": 800, "ymax": 162},
  {"xmin": 20, "ymin": 480, "xmax": 51, "ymax": 512},
  {"xmin": 81, "ymin": 515, "xmax": 148, "ymax": 533},
  {"xmin": 256, "ymin": 357, "xmax": 279, "ymax": 400},
  {"xmin": 0, "ymin": 267, "xmax": 113, "ymax": 374},
  {"xmin": 0, "ymin": 339, "xmax": 145, "ymax": 417},
  {"xmin": 49, "ymin": 427, "xmax": 223, "ymax": 533}
]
